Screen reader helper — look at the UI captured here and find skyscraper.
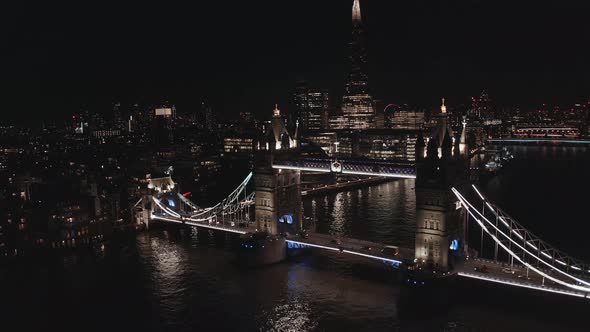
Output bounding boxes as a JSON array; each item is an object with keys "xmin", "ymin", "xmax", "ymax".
[
  {"xmin": 469, "ymin": 90, "xmax": 492, "ymax": 120},
  {"xmin": 293, "ymin": 81, "xmax": 329, "ymax": 131},
  {"xmin": 199, "ymin": 101, "xmax": 216, "ymax": 132},
  {"xmin": 152, "ymin": 107, "xmax": 174, "ymax": 147},
  {"xmin": 340, "ymin": 0, "xmax": 374, "ymax": 129}
]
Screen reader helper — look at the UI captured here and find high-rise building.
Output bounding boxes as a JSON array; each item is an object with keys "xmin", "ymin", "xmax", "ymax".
[
  {"xmin": 293, "ymin": 81, "xmax": 329, "ymax": 131},
  {"xmin": 469, "ymin": 90, "xmax": 492, "ymax": 120},
  {"xmin": 112, "ymin": 102, "xmax": 123, "ymax": 130},
  {"xmin": 152, "ymin": 107, "xmax": 174, "ymax": 147},
  {"xmin": 202, "ymin": 101, "xmax": 216, "ymax": 132},
  {"xmin": 339, "ymin": 0, "xmax": 374, "ymax": 129},
  {"xmin": 385, "ymin": 104, "xmax": 425, "ymax": 130}
]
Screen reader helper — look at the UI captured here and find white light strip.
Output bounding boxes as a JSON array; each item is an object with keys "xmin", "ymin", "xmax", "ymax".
[
  {"xmin": 133, "ymin": 198, "xmax": 143, "ymax": 208},
  {"xmin": 557, "ymin": 260, "xmax": 567, "ymax": 266},
  {"xmin": 341, "ymin": 170, "xmax": 416, "ymax": 179},
  {"xmin": 272, "ymin": 165, "xmax": 331, "ymax": 173},
  {"xmin": 286, "ymin": 240, "xmax": 402, "ymax": 264},
  {"xmin": 454, "ymin": 188, "xmax": 590, "ymax": 290},
  {"xmin": 526, "ymin": 241, "xmax": 538, "ymax": 250},
  {"xmin": 486, "ymin": 202, "xmax": 495, "ymax": 212},
  {"xmin": 498, "ymin": 216, "xmax": 510, "ymax": 228},
  {"xmin": 541, "ymin": 251, "xmax": 552, "ymax": 259},
  {"xmin": 485, "ymin": 202, "xmax": 510, "ymax": 228},
  {"xmin": 151, "ymin": 215, "xmax": 248, "ymax": 234},
  {"xmin": 286, "ymin": 240, "xmax": 339, "ymax": 251},
  {"xmin": 472, "ymin": 184, "xmax": 485, "ymax": 200},
  {"xmin": 512, "ymin": 231, "xmax": 524, "ymax": 240},
  {"xmin": 342, "ymin": 249, "xmax": 403, "ymax": 264},
  {"xmin": 272, "ymin": 165, "xmax": 417, "ymax": 179},
  {"xmin": 572, "ymin": 266, "xmax": 582, "ymax": 271},
  {"xmin": 458, "ymin": 272, "xmax": 587, "ymax": 299}
]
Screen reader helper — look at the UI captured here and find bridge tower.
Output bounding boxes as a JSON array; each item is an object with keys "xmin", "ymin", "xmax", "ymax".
[
  {"xmin": 253, "ymin": 105, "xmax": 303, "ymax": 236},
  {"xmin": 254, "ymin": 152, "xmax": 302, "ymax": 235},
  {"xmin": 133, "ymin": 176, "xmax": 177, "ymax": 230},
  {"xmin": 414, "ymin": 98, "xmax": 468, "ymax": 272}
]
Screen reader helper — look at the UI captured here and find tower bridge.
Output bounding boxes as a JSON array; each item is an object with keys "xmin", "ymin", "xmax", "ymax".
[{"xmin": 134, "ymin": 99, "xmax": 590, "ymax": 300}]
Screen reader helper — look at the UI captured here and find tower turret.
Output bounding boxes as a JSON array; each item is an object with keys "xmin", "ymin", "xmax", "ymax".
[
  {"xmin": 427, "ymin": 136, "xmax": 438, "ymax": 161},
  {"xmin": 416, "ymin": 131, "xmax": 425, "ymax": 162},
  {"xmin": 442, "ymin": 130, "xmax": 453, "ymax": 160}
]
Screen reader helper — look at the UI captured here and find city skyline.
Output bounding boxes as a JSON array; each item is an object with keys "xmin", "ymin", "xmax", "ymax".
[{"xmin": 3, "ymin": 0, "xmax": 590, "ymax": 124}]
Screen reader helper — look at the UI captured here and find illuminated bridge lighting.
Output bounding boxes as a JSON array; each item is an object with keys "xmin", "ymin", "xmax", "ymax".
[
  {"xmin": 151, "ymin": 215, "xmax": 248, "ymax": 235},
  {"xmin": 285, "ymin": 240, "xmax": 403, "ymax": 266},
  {"xmin": 556, "ymin": 259, "xmax": 567, "ymax": 266},
  {"xmin": 457, "ymin": 272, "xmax": 589, "ymax": 299},
  {"xmin": 453, "ymin": 187, "xmax": 590, "ymax": 291},
  {"xmin": 271, "ymin": 165, "xmax": 331, "ymax": 173},
  {"xmin": 272, "ymin": 165, "xmax": 416, "ymax": 179}
]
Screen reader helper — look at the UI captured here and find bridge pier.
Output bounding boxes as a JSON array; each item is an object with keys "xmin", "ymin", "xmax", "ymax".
[
  {"xmin": 134, "ymin": 195, "xmax": 153, "ymax": 231},
  {"xmin": 238, "ymin": 151, "xmax": 303, "ymax": 266}
]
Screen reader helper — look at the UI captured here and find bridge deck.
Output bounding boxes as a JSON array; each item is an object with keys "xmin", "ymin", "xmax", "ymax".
[{"xmin": 460, "ymin": 258, "xmax": 590, "ymax": 299}]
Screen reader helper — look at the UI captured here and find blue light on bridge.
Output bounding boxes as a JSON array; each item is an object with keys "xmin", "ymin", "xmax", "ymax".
[
  {"xmin": 167, "ymin": 199, "xmax": 176, "ymax": 208},
  {"xmin": 279, "ymin": 214, "xmax": 293, "ymax": 224},
  {"xmin": 287, "ymin": 242, "xmax": 307, "ymax": 249},
  {"xmin": 383, "ymin": 260, "xmax": 401, "ymax": 268},
  {"xmin": 450, "ymin": 239, "xmax": 459, "ymax": 251}
]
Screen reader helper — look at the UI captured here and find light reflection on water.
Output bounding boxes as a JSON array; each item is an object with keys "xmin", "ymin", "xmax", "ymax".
[
  {"xmin": 304, "ymin": 178, "xmax": 416, "ymax": 247},
  {"xmin": 2, "ymin": 146, "xmax": 590, "ymax": 331}
]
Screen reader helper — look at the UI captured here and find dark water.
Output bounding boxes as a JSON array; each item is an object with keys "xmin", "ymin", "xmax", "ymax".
[{"xmin": 1, "ymin": 146, "xmax": 589, "ymax": 331}]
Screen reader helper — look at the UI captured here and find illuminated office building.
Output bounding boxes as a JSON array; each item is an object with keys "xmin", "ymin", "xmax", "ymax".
[
  {"xmin": 294, "ymin": 82, "xmax": 329, "ymax": 131},
  {"xmin": 339, "ymin": 0, "xmax": 375, "ymax": 129}
]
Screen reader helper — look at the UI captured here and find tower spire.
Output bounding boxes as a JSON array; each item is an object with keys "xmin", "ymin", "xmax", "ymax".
[
  {"xmin": 440, "ymin": 97, "xmax": 447, "ymax": 114},
  {"xmin": 352, "ymin": 0, "xmax": 362, "ymax": 24}
]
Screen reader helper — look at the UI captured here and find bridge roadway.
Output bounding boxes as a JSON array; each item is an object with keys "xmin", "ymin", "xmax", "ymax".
[
  {"xmin": 459, "ymin": 258, "xmax": 590, "ymax": 299},
  {"xmin": 287, "ymin": 232, "xmax": 414, "ymax": 267},
  {"xmin": 152, "ymin": 213, "xmax": 590, "ymax": 299}
]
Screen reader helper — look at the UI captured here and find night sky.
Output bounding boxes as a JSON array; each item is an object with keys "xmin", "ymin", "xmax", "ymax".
[{"xmin": 3, "ymin": 0, "xmax": 590, "ymax": 123}]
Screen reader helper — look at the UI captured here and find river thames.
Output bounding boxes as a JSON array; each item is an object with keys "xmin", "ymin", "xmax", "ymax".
[{"xmin": 1, "ymin": 145, "xmax": 589, "ymax": 331}]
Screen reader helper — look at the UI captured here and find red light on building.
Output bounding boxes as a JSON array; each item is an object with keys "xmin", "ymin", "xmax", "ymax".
[{"xmin": 182, "ymin": 192, "xmax": 192, "ymax": 197}]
